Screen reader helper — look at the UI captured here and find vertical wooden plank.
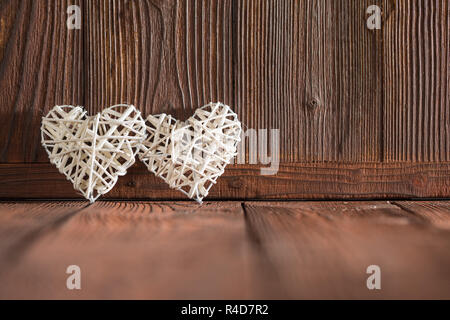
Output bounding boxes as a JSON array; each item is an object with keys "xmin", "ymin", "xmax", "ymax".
[
  {"xmin": 235, "ymin": 0, "xmax": 383, "ymax": 162},
  {"xmin": 384, "ymin": 0, "xmax": 450, "ymax": 161},
  {"xmin": 172, "ymin": 0, "xmax": 234, "ymax": 116},
  {"xmin": 88, "ymin": 0, "xmax": 383, "ymax": 164},
  {"xmin": 0, "ymin": 0, "xmax": 84, "ymax": 162},
  {"xmin": 84, "ymin": 0, "xmax": 233, "ymax": 121}
]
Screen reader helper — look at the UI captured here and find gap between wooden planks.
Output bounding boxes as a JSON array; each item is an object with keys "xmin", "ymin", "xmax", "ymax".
[{"xmin": 0, "ymin": 200, "xmax": 449, "ymax": 299}]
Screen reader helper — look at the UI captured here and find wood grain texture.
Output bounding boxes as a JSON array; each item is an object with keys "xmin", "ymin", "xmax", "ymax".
[
  {"xmin": 0, "ymin": 200, "xmax": 449, "ymax": 299},
  {"xmin": 1, "ymin": 162, "xmax": 450, "ymax": 200},
  {"xmin": 0, "ymin": 201, "xmax": 266, "ymax": 299},
  {"xmin": 394, "ymin": 201, "xmax": 450, "ymax": 230},
  {"xmin": 235, "ymin": 0, "xmax": 382, "ymax": 162},
  {"xmin": 0, "ymin": 0, "xmax": 449, "ymax": 200},
  {"xmin": 383, "ymin": 0, "xmax": 450, "ymax": 161},
  {"xmin": 84, "ymin": 0, "xmax": 234, "ymax": 122},
  {"xmin": 84, "ymin": 0, "xmax": 382, "ymax": 163},
  {"xmin": 244, "ymin": 201, "xmax": 450, "ymax": 299},
  {"xmin": 0, "ymin": 201, "xmax": 87, "ymax": 274},
  {"xmin": 0, "ymin": 0, "xmax": 84, "ymax": 163}
]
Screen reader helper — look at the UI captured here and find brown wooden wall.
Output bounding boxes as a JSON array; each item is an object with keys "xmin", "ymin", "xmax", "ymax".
[{"xmin": 0, "ymin": 0, "xmax": 449, "ymax": 200}]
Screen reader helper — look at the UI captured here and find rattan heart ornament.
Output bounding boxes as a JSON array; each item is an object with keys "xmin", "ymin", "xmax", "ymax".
[
  {"xmin": 41, "ymin": 105, "xmax": 147, "ymax": 203},
  {"xmin": 138, "ymin": 102, "xmax": 241, "ymax": 203}
]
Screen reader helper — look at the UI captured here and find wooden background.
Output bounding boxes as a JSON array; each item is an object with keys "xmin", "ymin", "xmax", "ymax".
[{"xmin": 0, "ymin": 0, "xmax": 449, "ymax": 200}]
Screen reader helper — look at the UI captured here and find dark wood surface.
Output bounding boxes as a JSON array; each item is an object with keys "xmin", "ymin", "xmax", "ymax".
[
  {"xmin": 1, "ymin": 162, "xmax": 449, "ymax": 200},
  {"xmin": 383, "ymin": 0, "xmax": 450, "ymax": 162},
  {"xmin": 84, "ymin": 0, "xmax": 384, "ymax": 162},
  {"xmin": 0, "ymin": 0, "xmax": 84, "ymax": 163},
  {"xmin": 393, "ymin": 201, "xmax": 450, "ymax": 230},
  {"xmin": 245, "ymin": 201, "xmax": 450, "ymax": 299},
  {"xmin": 0, "ymin": 200, "xmax": 449, "ymax": 299},
  {"xmin": 0, "ymin": 0, "xmax": 449, "ymax": 199}
]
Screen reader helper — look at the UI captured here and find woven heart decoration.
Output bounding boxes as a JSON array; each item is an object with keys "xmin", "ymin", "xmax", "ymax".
[
  {"xmin": 41, "ymin": 105, "xmax": 146, "ymax": 203},
  {"xmin": 138, "ymin": 102, "xmax": 241, "ymax": 203}
]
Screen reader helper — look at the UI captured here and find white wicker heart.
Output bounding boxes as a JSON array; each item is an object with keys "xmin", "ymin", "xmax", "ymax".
[
  {"xmin": 138, "ymin": 102, "xmax": 242, "ymax": 203},
  {"xmin": 41, "ymin": 104, "xmax": 147, "ymax": 203}
]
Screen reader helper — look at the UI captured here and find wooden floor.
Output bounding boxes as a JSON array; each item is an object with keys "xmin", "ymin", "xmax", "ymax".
[{"xmin": 0, "ymin": 200, "xmax": 449, "ymax": 299}]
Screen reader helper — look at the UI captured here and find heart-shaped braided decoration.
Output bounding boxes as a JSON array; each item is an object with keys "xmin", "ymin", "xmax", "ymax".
[
  {"xmin": 138, "ymin": 102, "xmax": 241, "ymax": 203},
  {"xmin": 41, "ymin": 105, "xmax": 146, "ymax": 203}
]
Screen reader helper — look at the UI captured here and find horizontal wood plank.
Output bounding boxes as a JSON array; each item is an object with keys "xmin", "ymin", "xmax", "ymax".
[
  {"xmin": 244, "ymin": 201, "xmax": 450, "ymax": 299},
  {"xmin": 0, "ymin": 201, "xmax": 267, "ymax": 299},
  {"xmin": 393, "ymin": 201, "xmax": 450, "ymax": 229},
  {"xmin": 0, "ymin": 200, "xmax": 449, "ymax": 299},
  {"xmin": 1, "ymin": 162, "xmax": 449, "ymax": 199},
  {"xmin": 0, "ymin": 201, "xmax": 87, "ymax": 273}
]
